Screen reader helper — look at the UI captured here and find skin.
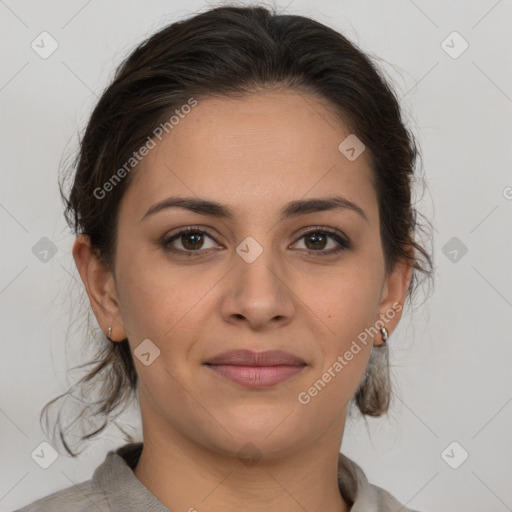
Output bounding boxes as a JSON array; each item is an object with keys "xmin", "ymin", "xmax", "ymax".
[{"xmin": 73, "ymin": 90, "xmax": 412, "ymax": 512}]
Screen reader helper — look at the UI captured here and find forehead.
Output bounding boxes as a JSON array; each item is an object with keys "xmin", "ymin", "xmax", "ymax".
[{"xmin": 121, "ymin": 91, "xmax": 377, "ymax": 223}]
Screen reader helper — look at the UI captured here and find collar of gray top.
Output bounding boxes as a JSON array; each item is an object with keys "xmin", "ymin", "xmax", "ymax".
[{"xmin": 91, "ymin": 442, "xmax": 418, "ymax": 512}]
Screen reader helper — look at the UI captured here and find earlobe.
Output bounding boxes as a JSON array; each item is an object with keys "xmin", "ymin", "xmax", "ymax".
[
  {"xmin": 72, "ymin": 235, "xmax": 126, "ymax": 341},
  {"xmin": 374, "ymin": 257, "xmax": 413, "ymax": 346}
]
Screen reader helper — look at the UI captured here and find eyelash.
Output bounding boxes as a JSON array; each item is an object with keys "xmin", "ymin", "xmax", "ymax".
[{"xmin": 162, "ymin": 226, "xmax": 351, "ymax": 257}]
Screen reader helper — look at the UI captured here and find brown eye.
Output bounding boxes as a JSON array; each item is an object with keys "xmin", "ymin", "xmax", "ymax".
[
  {"xmin": 163, "ymin": 228, "xmax": 218, "ymax": 255},
  {"xmin": 292, "ymin": 228, "xmax": 351, "ymax": 256}
]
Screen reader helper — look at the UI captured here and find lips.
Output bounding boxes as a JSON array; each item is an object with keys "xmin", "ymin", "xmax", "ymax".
[
  {"xmin": 204, "ymin": 350, "xmax": 307, "ymax": 388},
  {"xmin": 205, "ymin": 349, "xmax": 306, "ymax": 366}
]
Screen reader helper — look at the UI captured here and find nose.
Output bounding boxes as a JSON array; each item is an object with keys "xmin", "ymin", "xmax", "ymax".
[{"xmin": 219, "ymin": 239, "xmax": 296, "ymax": 331}]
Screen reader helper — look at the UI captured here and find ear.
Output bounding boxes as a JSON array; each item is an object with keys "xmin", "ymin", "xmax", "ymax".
[
  {"xmin": 374, "ymin": 251, "xmax": 414, "ymax": 347},
  {"xmin": 72, "ymin": 235, "xmax": 127, "ymax": 342}
]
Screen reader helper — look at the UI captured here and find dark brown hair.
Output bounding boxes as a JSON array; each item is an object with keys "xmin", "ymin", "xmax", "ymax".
[{"xmin": 44, "ymin": 4, "xmax": 433, "ymax": 456}]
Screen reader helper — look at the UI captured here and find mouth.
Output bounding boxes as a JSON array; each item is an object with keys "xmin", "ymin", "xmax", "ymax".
[{"xmin": 204, "ymin": 349, "xmax": 307, "ymax": 388}]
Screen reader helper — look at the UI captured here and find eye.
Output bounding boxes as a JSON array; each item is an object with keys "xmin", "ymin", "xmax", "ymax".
[
  {"xmin": 291, "ymin": 227, "xmax": 351, "ymax": 256},
  {"xmin": 163, "ymin": 227, "xmax": 219, "ymax": 255}
]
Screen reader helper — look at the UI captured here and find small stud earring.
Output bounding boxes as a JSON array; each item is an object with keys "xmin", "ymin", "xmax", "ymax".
[
  {"xmin": 380, "ymin": 326, "xmax": 388, "ymax": 345},
  {"xmin": 107, "ymin": 326, "xmax": 113, "ymax": 341}
]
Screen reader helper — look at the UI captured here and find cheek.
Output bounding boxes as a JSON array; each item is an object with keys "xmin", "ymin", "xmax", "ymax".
[
  {"xmin": 114, "ymin": 247, "xmax": 218, "ymax": 360},
  {"xmin": 313, "ymin": 265, "xmax": 383, "ymax": 340},
  {"xmin": 296, "ymin": 274, "xmax": 378, "ymax": 415},
  {"xmin": 113, "ymin": 247, "xmax": 176, "ymax": 341}
]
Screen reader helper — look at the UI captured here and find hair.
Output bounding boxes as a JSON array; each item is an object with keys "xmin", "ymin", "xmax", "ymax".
[{"xmin": 43, "ymin": 4, "xmax": 434, "ymax": 456}]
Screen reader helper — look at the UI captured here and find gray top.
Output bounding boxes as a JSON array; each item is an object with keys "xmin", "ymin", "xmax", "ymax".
[{"xmin": 14, "ymin": 442, "xmax": 421, "ymax": 511}]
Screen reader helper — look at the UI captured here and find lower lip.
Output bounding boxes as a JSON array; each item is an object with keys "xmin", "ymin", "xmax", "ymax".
[{"xmin": 205, "ymin": 364, "xmax": 305, "ymax": 388}]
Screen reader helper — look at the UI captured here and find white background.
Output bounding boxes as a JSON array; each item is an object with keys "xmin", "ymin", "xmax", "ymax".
[{"xmin": 1, "ymin": 1, "xmax": 511, "ymax": 511}]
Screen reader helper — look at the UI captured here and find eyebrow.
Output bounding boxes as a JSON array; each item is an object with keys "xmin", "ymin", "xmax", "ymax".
[{"xmin": 140, "ymin": 195, "xmax": 368, "ymax": 223}]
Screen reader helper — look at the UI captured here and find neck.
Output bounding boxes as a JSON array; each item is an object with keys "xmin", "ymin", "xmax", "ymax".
[{"xmin": 132, "ymin": 424, "xmax": 350, "ymax": 512}]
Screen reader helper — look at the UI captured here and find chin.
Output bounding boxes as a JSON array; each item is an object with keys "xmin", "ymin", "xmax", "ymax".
[{"xmin": 204, "ymin": 404, "xmax": 310, "ymax": 459}]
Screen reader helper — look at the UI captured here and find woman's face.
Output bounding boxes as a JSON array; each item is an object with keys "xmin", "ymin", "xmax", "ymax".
[{"xmin": 77, "ymin": 90, "xmax": 411, "ymax": 458}]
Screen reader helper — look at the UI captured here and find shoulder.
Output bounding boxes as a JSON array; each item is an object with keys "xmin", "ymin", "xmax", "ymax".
[
  {"xmin": 362, "ymin": 481, "xmax": 423, "ymax": 512},
  {"xmin": 12, "ymin": 442, "xmax": 155, "ymax": 512},
  {"xmin": 338, "ymin": 452, "xmax": 424, "ymax": 512},
  {"xmin": 12, "ymin": 478, "xmax": 109, "ymax": 512}
]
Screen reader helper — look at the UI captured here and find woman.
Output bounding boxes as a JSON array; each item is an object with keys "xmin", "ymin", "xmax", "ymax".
[{"xmin": 16, "ymin": 4, "xmax": 433, "ymax": 511}]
